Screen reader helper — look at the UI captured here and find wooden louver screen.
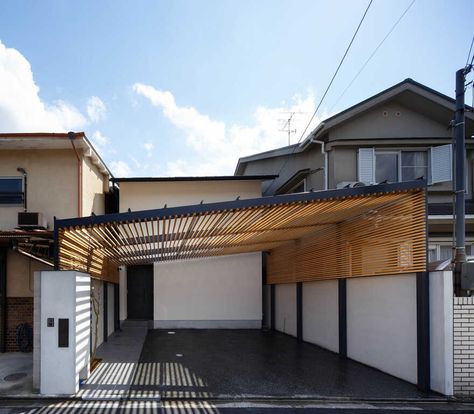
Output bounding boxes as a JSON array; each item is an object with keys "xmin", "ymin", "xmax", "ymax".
[
  {"xmin": 56, "ymin": 185, "xmax": 426, "ymax": 282},
  {"xmin": 266, "ymin": 190, "xmax": 426, "ymax": 283}
]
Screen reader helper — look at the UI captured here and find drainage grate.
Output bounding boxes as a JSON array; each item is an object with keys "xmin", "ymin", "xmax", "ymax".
[{"xmin": 4, "ymin": 372, "xmax": 27, "ymax": 382}]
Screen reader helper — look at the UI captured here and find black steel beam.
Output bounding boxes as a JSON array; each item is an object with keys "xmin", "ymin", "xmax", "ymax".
[
  {"xmin": 55, "ymin": 180, "xmax": 427, "ymax": 230},
  {"xmin": 416, "ymin": 271, "xmax": 430, "ymax": 392},
  {"xmin": 114, "ymin": 283, "xmax": 120, "ymax": 332},
  {"xmin": 103, "ymin": 281, "xmax": 108, "ymax": 342},
  {"xmin": 270, "ymin": 284, "xmax": 275, "ymax": 331},
  {"xmin": 296, "ymin": 282, "xmax": 303, "ymax": 342},
  {"xmin": 338, "ymin": 278, "xmax": 347, "ymax": 359}
]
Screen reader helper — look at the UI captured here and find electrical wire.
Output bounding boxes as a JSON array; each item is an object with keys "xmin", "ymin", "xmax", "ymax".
[
  {"xmin": 466, "ymin": 35, "xmax": 474, "ymax": 68},
  {"xmin": 266, "ymin": 0, "xmax": 373, "ymax": 194},
  {"xmin": 330, "ymin": 0, "xmax": 416, "ymax": 112}
]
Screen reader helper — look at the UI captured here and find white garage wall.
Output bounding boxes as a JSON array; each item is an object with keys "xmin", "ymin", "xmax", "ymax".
[
  {"xmin": 347, "ymin": 274, "xmax": 417, "ymax": 384},
  {"xmin": 107, "ymin": 283, "xmax": 115, "ymax": 337},
  {"xmin": 153, "ymin": 253, "xmax": 262, "ymax": 328},
  {"xmin": 430, "ymin": 271, "xmax": 453, "ymax": 395},
  {"xmin": 302, "ymin": 280, "xmax": 339, "ymax": 353},
  {"xmin": 275, "ymin": 283, "xmax": 296, "ymax": 336}
]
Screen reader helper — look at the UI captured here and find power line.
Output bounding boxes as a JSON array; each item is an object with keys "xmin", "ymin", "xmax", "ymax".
[
  {"xmin": 296, "ymin": 0, "xmax": 374, "ymax": 145},
  {"xmin": 266, "ymin": 0, "xmax": 374, "ymax": 194},
  {"xmin": 466, "ymin": 35, "xmax": 474, "ymax": 68},
  {"xmin": 330, "ymin": 0, "xmax": 416, "ymax": 112}
]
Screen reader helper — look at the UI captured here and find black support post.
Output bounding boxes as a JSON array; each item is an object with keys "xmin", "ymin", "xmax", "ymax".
[
  {"xmin": 114, "ymin": 283, "xmax": 120, "ymax": 332},
  {"xmin": 270, "ymin": 284, "xmax": 275, "ymax": 330},
  {"xmin": 296, "ymin": 282, "xmax": 303, "ymax": 342},
  {"xmin": 103, "ymin": 281, "xmax": 108, "ymax": 342},
  {"xmin": 416, "ymin": 271, "xmax": 430, "ymax": 392},
  {"xmin": 338, "ymin": 278, "xmax": 347, "ymax": 359},
  {"xmin": 0, "ymin": 248, "xmax": 7, "ymax": 353}
]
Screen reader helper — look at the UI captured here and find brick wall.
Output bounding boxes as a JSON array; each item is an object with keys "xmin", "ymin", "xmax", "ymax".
[
  {"xmin": 454, "ymin": 296, "xmax": 474, "ymax": 395},
  {"xmin": 5, "ymin": 297, "xmax": 33, "ymax": 352}
]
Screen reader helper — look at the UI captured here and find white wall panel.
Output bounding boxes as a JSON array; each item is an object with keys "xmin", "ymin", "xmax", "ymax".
[
  {"xmin": 347, "ymin": 274, "xmax": 417, "ymax": 384},
  {"xmin": 275, "ymin": 283, "xmax": 296, "ymax": 337},
  {"xmin": 154, "ymin": 253, "xmax": 262, "ymax": 328},
  {"xmin": 302, "ymin": 280, "xmax": 339, "ymax": 353}
]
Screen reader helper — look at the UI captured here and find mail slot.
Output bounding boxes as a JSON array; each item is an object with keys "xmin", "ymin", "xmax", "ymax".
[{"xmin": 58, "ymin": 318, "xmax": 69, "ymax": 348}]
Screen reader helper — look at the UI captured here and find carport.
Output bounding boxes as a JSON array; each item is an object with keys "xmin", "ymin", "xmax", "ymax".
[{"xmin": 51, "ymin": 180, "xmax": 432, "ymax": 397}]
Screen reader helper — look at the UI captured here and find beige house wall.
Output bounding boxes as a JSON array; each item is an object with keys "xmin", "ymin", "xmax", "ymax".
[
  {"xmin": 0, "ymin": 149, "xmax": 78, "ymax": 230},
  {"xmin": 6, "ymin": 251, "xmax": 50, "ymax": 298},
  {"xmin": 119, "ymin": 180, "xmax": 262, "ymax": 212},
  {"xmin": 82, "ymin": 156, "xmax": 107, "ymax": 217}
]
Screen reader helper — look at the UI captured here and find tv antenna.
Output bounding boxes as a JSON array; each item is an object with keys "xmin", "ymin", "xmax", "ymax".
[{"xmin": 279, "ymin": 111, "xmax": 305, "ymax": 145}]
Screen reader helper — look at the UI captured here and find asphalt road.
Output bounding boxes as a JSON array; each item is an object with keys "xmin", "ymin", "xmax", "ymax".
[{"xmin": 0, "ymin": 400, "xmax": 473, "ymax": 413}]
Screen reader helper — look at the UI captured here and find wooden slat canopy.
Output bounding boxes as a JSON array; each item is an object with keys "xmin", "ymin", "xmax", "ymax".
[{"xmin": 54, "ymin": 181, "xmax": 427, "ymax": 283}]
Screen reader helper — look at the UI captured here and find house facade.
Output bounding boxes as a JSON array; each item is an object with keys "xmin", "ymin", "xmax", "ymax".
[
  {"xmin": 112, "ymin": 176, "xmax": 272, "ymax": 329},
  {"xmin": 0, "ymin": 132, "xmax": 111, "ymax": 352},
  {"xmin": 235, "ymin": 78, "xmax": 474, "ymax": 264}
]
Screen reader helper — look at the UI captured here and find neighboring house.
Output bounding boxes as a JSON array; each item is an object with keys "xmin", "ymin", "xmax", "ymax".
[
  {"xmin": 235, "ymin": 78, "xmax": 474, "ymax": 263},
  {"xmin": 111, "ymin": 176, "xmax": 273, "ymax": 329},
  {"xmin": 0, "ymin": 132, "xmax": 112, "ymax": 352}
]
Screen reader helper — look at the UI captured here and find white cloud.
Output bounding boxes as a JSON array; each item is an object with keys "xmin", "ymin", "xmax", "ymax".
[
  {"xmin": 91, "ymin": 130, "xmax": 109, "ymax": 149},
  {"xmin": 86, "ymin": 96, "xmax": 106, "ymax": 122},
  {"xmin": 0, "ymin": 40, "xmax": 87, "ymax": 132},
  {"xmin": 133, "ymin": 83, "xmax": 327, "ymax": 176},
  {"xmin": 109, "ymin": 160, "xmax": 131, "ymax": 177},
  {"xmin": 143, "ymin": 141, "xmax": 154, "ymax": 157}
]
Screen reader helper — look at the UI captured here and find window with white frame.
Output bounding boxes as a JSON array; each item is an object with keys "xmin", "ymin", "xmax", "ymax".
[
  {"xmin": 358, "ymin": 146, "xmax": 450, "ymax": 184},
  {"xmin": 428, "ymin": 243, "xmax": 473, "ymax": 262},
  {"xmin": 374, "ymin": 150, "xmax": 428, "ymax": 183}
]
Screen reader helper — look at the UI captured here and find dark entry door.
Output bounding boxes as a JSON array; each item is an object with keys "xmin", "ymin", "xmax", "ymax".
[{"xmin": 127, "ymin": 265, "xmax": 153, "ymax": 320}]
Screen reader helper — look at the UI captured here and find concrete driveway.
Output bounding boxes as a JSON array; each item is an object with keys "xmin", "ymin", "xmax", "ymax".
[{"xmin": 137, "ymin": 329, "xmax": 435, "ymax": 400}]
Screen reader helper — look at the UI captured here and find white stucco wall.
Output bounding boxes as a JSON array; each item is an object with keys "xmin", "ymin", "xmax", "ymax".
[
  {"xmin": 347, "ymin": 274, "xmax": 417, "ymax": 384},
  {"xmin": 153, "ymin": 253, "xmax": 262, "ymax": 328},
  {"xmin": 119, "ymin": 180, "xmax": 262, "ymax": 213},
  {"xmin": 275, "ymin": 283, "xmax": 296, "ymax": 337},
  {"xmin": 302, "ymin": 280, "xmax": 339, "ymax": 353},
  {"xmin": 430, "ymin": 271, "xmax": 453, "ymax": 395},
  {"xmin": 107, "ymin": 283, "xmax": 115, "ymax": 337},
  {"xmin": 39, "ymin": 271, "xmax": 90, "ymax": 395}
]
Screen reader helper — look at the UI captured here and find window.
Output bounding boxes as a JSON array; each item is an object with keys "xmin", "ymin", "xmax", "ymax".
[
  {"xmin": 0, "ymin": 177, "xmax": 24, "ymax": 205},
  {"xmin": 358, "ymin": 149, "xmax": 430, "ymax": 184},
  {"xmin": 375, "ymin": 152, "xmax": 399, "ymax": 183},
  {"xmin": 401, "ymin": 152, "xmax": 428, "ymax": 181},
  {"xmin": 428, "ymin": 243, "xmax": 473, "ymax": 262}
]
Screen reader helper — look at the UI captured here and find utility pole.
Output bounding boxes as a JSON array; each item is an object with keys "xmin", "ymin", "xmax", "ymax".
[{"xmin": 454, "ymin": 64, "xmax": 473, "ymax": 294}]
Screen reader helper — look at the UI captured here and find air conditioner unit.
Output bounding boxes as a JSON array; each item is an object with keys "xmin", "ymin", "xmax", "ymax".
[
  {"xmin": 17, "ymin": 212, "xmax": 48, "ymax": 229},
  {"xmin": 336, "ymin": 181, "xmax": 367, "ymax": 189}
]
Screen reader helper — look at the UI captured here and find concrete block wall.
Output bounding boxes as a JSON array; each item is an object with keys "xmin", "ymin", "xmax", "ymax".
[{"xmin": 454, "ymin": 296, "xmax": 474, "ymax": 395}]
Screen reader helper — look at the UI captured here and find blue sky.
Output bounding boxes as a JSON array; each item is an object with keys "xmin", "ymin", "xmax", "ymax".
[{"xmin": 0, "ymin": 0, "xmax": 472, "ymax": 176}]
